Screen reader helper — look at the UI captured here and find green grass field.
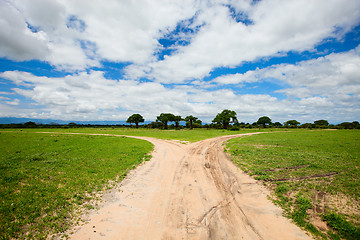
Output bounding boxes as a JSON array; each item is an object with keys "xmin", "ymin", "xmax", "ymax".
[
  {"xmin": 3, "ymin": 127, "xmax": 264, "ymax": 142},
  {"xmin": 1, "ymin": 128, "xmax": 359, "ymax": 239},
  {"xmin": 226, "ymin": 130, "xmax": 360, "ymax": 239},
  {"xmin": 0, "ymin": 131, "xmax": 153, "ymax": 239},
  {"xmin": 0, "ymin": 128, "xmax": 266, "ymax": 239}
]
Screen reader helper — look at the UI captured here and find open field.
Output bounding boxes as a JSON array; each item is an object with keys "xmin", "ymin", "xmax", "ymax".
[
  {"xmin": 1, "ymin": 127, "xmax": 267, "ymax": 142},
  {"xmin": 1, "ymin": 128, "xmax": 359, "ymax": 239},
  {"xmin": 226, "ymin": 130, "xmax": 360, "ymax": 239},
  {"xmin": 0, "ymin": 131, "xmax": 153, "ymax": 239}
]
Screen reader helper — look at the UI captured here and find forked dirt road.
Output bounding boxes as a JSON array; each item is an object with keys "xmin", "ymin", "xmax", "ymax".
[{"xmin": 70, "ymin": 133, "xmax": 311, "ymax": 240}]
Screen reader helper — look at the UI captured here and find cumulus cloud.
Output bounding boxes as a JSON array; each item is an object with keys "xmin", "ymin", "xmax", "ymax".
[
  {"xmin": 67, "ymin": 0, "xmax": 198, "ymax": 63},
  {"xmin": 0, "ymin": 70, "xmax": 290, "ymax": 122},
  {"xmin": 0, "ymin": 70, "xmax": 202, "ymax": 120},
  {"xmin": 0, "ymin": 0, "xmax": 199, "ymax": 71},
  {"xmin": 213, "ymin": 45, "xmax": 360, "ymax": 100},
  {"xmin": 210, "ymin": 45, "xmax": 360, "ymax": 122},
  {"xmin": 2, "ymin": 0, "xmax": 359, "ymax": 75},
  {"xmin": 1, "ymin": 66, "xmax": 358, "ymax": 123},
  {"xmin": 136, "ymin": 0, "xmax": 360, "ymax": 83},
  {"xmin": 212, "ymin": 72, "xmax": 259, "ymax": 85},
  {"xmin": 0, "ymin": 0, "xmax": 96, "ymax": 70},
  {"xmin": 0, "ymin": 0, "xmax": 359, "ymax": 123},
  {"xmin": 0, "ymin": 1, "xmax": 49, "ymax": 61}
]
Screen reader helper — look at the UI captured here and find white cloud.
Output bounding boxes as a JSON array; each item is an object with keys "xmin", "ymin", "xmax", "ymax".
[
  {"xmin": 0, "ymin": 70, "xmax": 288, "ymax": 122},
  {"xmin": 2, "ymin": 68, "xmax": 358, "ymax": 123},
  {"xmin": 2, "ymin": 0, "xmax": 359, "ymax": 75},
  {"xmin": 212, "ymin": 71, "xmax": 260, "ymax": 85},
  {"xmin": 5, "ymin": 98, "xmax": 20, "ymax": 106},
  {"xmin": 0, "ymin": 1, "xmax": 49, "ymax": 61},
  {"xmin": 72, "ymin": 0, "xmax": 199, "ymax": 63},
  {"xmin": 214, "ymin": 45, "xmax": 360, "ymax": 93},
  {"xmin": 0, "ymin": 0, "xmax": 200, "ymax": 71},
  {"xmin": 208, "ymin": 46, "xmax": 360, "ymax": 122},
  {"xmin": 0, "ymin": 0, "xmax": 94, "ymax": 70},
  {"xmin": 46, "ymin": 41, "xmax": 100, "ymax": 71},
  {"xmin": 0, "ymin": 0, "xmax": 359, "ymax": 123},
  {"xmin": 135, "ymin": 0, "xmax": 360, "ymax": 83},
  {"xmin": 0, "ymin": 91, "xmax": 14, "ymax": 95},
  {"xmin": 276, "ymin": 47, "xmax": 360, "ymax": 102},
  {"xmin": 0, "ymin": 70, "xmax": 197, "ymax": 120}
]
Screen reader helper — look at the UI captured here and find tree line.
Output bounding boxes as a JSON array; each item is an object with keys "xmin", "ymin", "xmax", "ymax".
[
  {"xmin": 1, "ymin": 109, "xmax": 358, "ymax": 129},
  {"xmin": 126, "ymin": 113, "xmax": 202, "ymax": 129},
  {"xmin": 126, "ymin": 110, "xmax": 360, "ymax": 130}
]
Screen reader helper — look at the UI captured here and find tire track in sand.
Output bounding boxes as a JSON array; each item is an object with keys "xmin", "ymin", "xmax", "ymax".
[{"xmin": 69, "ymin": 133, "xmax": 312, "ymax": 240}]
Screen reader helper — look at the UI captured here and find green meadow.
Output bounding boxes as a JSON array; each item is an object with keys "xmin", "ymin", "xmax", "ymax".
[
  {"xmin": 1, "ymin": 128, "xmax": 259, "ymax": 239},
  {"xmin": 226, "ymin": 130, "xmax": 360, "ymax": 239},
  {"xmin": 5, "ymin": 127, "xmax": 264, "ymax": 142},
  {"xmin": 1, "ymin": 128, "xmax": 359, "ymax": 239},
  {"xmin": 0, "ymin": 131, "xmax": 153, "ymax": 239}
]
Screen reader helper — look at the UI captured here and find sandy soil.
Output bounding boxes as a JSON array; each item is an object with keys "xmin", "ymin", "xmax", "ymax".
[{"xmin": 69, "ymin": 133, "xmax": 312, "ymax": 240}]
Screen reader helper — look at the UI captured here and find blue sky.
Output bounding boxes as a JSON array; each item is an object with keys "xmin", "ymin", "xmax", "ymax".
[{"xmin": 0, "ymin": 0, "xmax": 360, "ymax": 124}]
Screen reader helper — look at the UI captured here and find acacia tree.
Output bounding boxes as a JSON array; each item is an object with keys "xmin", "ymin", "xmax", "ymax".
[
  {"xmin": 314, "ymin": 120, "xmax": 329, "ymax": 127},
  {"xmin": 156, "ymin": 113, "xmax": 175, "ymax": 129},
  {"xmin": 212, "ymin": 109, "xmax": 238, "ymax": 129},
  {"xmin": 257, "ymin": 116, "xmax": 272, "ymax": 128},
  {"xmin": 173, "ymin": 115, "xmax": 183, "ymax": 129},
  {"xmin": 126, "ymin": 114, "xmax": 145, "ymax": 128},
  {"xmin": 274, "ymin": 122, "xmax": 283, "ymax": 127},
  {"xmin": 284, "ymin": 120, "xmax": 300, "ymax": 128},
  {"xmin": 24, "ymin": 121, "xmax": 37, "ymax": 128},
  {"xmin": 184, "ymin": 115, "xmax": 198, "ymax": 129}
]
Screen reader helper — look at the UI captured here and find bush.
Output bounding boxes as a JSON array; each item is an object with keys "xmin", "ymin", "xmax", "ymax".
[{"xmin": 229, "ymin": 126, "xmax": 240, "ymax": 131}]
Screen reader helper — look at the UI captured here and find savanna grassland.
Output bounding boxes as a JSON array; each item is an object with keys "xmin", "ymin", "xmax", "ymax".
[
  {"xmin": 1, "ymin": 128, "xmax": 359, "ymax": 239},
  {"xmin": 4, "ymin": 127, "xmax": 265, "ymax": 142},
  {"xmin": 226, "ymin": 130, "xmax": 360, "ymax": 239},
  {"xmin": 0, "ymin": 131, "xmax": 153, "ymax": 239},
  {"xmin": 0, "ymin": 128, "xmax": 260, "ymax": 239},
  {"xmin": 0, "ymin": 128, "xmax": 268, "ymax": 239}
]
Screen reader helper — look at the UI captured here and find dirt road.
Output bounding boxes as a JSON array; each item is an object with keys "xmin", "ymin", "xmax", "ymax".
[{"xmin": 70, "ymin": 133, "xmax": 311, "ymax": 240}]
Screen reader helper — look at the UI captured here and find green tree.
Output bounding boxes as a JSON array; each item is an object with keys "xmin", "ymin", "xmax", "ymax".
[
  {"xmin": 314, "ymin": 119, "xmax": 329, "ymax": 127},
  {"xmin": 212, "ymin": 109, "xmax": 238, "ymax": 129},
  {"xmin": 173, "ymin": 115, "xmax": 183, "ymax": 129},
  {"xmin": 257, "ymin": 116, "xmax": 272, "ymax": 128},
  {"xmin": 194, "ymin": 119, "xmax": 202, "ymax": 128},
  {"xmin": 300, "ymin": 123, "xmax": 314, "ymax": 129},
  {"xmin": 148, "ymin": 121, "xmax": 163, "ymax": 129},
  {"xmin": 126, "ymin": 114, "xmax": 145, "ymax": 128},
  {"xmin": 284, "ymin": 120, "xmax": 300, "ymax": 127},
  {"xmin": 184, "ymin": 115, "xmax": 198, "ymax": 129},
  {"xmin": 337, "ymin": 122, "xmax": 359, "ymax": 129},
  {"xmin": 156, "ymin": 113, "xmax": 175, "ymax": 129},
  {"xmin": 24, "ymin": 121, "xmax": 37, "ymax": 128},
  {"xmin": 274, "ymin": 122, "xmax": 283, "ymax": 127}
]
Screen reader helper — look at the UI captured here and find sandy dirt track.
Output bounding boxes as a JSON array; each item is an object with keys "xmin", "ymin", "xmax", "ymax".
[{"xmin": 69, "ymin": 133, "xmax": 312, "ymax": 240}]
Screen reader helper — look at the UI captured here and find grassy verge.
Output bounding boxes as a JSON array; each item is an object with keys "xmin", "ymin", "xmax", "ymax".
[
  {"xmin": 226, "ymin": 130, "xmax": 360, "ymax": 239},
  {"xmin": 1, "ymin": 127, "xmax": 269, "ymax": 142},
  {"xmin": 0, "ymin": 131, "xmax": 153, "ymax": 239}
]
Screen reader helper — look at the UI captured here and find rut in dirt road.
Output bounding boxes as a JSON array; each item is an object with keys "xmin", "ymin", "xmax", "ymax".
[{"xmin": 69, "ymin": 133, "xmax": 311, "ymax": 240}]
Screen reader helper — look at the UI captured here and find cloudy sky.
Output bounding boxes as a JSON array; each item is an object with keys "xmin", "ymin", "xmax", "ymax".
[{"xmin": 0, "ymin": 0, "xmax": 360, "ymax": 124}]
